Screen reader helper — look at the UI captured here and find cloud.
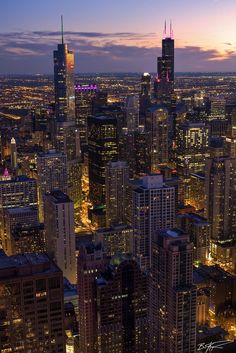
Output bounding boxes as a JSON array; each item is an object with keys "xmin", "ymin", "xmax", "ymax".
[
  {"xmin": 4, "ymin": 47, "xmax": 43, "ymax": 56},
  {"xmin": 0, "ymin": 30, "xmax": 236, "ymax": 73}
]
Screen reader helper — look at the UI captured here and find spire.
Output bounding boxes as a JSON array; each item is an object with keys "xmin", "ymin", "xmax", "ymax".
[
  {"xmin": 163, "ymin": 20, "xmax": 167, "ymax": 39},
  {"xmin": 170, "ymin": 20, "xmax": 174, "ymax": 39},
  {"xmin": 61, "ymin": 15, "xmax": 64, "ymax": 44}
]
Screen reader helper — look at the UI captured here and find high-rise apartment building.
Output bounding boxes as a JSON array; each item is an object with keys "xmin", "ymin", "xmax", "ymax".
[
  {"xmin": 88, "ymin": 116, "xmax": 118, "ymax": 206},
  {"xmin": 0, "ymin": 176, "xmax": 37, "ymax": 210},
  {"xmin": 150, "ymin": 229, "xmax": 196, "ymax": 353},
  {"xmin": 10, "ymin": 137, "xmax": 17, "ymax": 170},
  {"xmin": 140, "ymin": 73, "xmax": 151, "ymax": 116},
  {"xmin": 146, "ymin": 106, "xmax": 169, "ymax": 171},
  {"xmin": 3, "ymin": 206, "xmax": 44, "ymax": 255},
  {"xmin": 37, "ymin": 150, "xmax": 68, "ymax": 219},
  {"xmin": 44, "ymin": 190, "xmax": 76, "ymax": 284},
  {"xmin": 96, "ymin": 256, "xmax": 148, "ymax": 353},
  {"xmin": 0, "ymin": 251, "xmax": 65, "ymax": 353},
  {"xmin": 210, "ymin": 96, "xmax": 226, "ymax": 120},
  {"xmin": 105, "ymin": 160, "xmax": 129, "ymax": 226},
  {"xmin": 54, "ymin": 121, "xmax": 81, "ymax": 208},
  {"xmin": 205, "ymin": 156, "xmax": 236, "ymax": 242},
  {"xmin": 176, "ymin": 122, "xmax": 210, "ymax": 175},
  {"xmin": 177, "ymin": 213, "xmax": 211, "ymax": 264},
  {"xmin": 75, "ymin": 83, "xmax": 97, "ymax": 145},
  {"xmin": 95, "ymin": 223, "xmax": 132, "ymax": 256},
  {"xmin": 124, "ymin": 95, "xmax": 139, "ymax": 132},
  {"xmin": 132, "ymin": 174, "xmax": 176, "ymax": 270},
  {"xmin": 54, "ymin": 17, "xmax": 75, "ymax": 122},
  {"xmin": 0, "ymin": 176, "xmax": 38, "ymax": 248},
  {"xmin": 78, "ymin": 243, "xmax": 107, "ymax": 353},
  {"xmin": 205, "ymin": 156, "xmax": 236, "ymax": 270}
]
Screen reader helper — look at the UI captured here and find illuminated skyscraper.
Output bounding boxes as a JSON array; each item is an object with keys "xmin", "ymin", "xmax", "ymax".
[
  {"xmin": 44, "ymin": 190, "xmax": 76, "ymax": 284},
  {"xmin": 37, "ymin": 150, "xmax": 68, "ymax": 220},
  {"xmin": 205, "ymin": 156, "xmax": 236, "ymax": 243},
  {"xmin": 78, "ymin": 243, "xmax": 107, "ymax": 353},
  {"xmin": 105, "ymin": 160, "xmax": 129, "ymax": 226},
  {"xmin": 175, "ymin": 122, "xmax": 210, "ymax": 175},
  {"xmin": 54, "ymin": 121, "xmax": 81, "ymax": 207},
  {"xmin": 88, "ymin": 116, "xmax": 118, "ymax": 206},
  {"xmin": 132, "ymin": 174, "xmax": 176, "ymax": 271},
  {"xmin": 10, "ymin": 137, "xmax": 17, "ymax": 170},
  {"xmin": 155, "ymin": 21, "xmax": 175, "ymax": 105},
  {"xmin": 150, "ymin": 229, "xmax": 196, "ymax": 353},
  {"xmin": 0, "ymin": 251, "xmax": 65, "ymax": 353},
  {"xmin": 205, "ymin": 157, "xmax": 236, "ymax": 271},
  {"xmin": 146, "ymin": 106, "xmax": 169, "ymax": 171},
  {"xmin": 140, "ymin": 73, "xmax": 151, "ymax": 116},
  {"xmin": 96, "ymin": 256, "xmax": 148, "ymax": 353},
  {"xmin": 3, "ymin": 207, "xmax": 44, "ymax": 256},
  {"xmin": 124, "ymin": 95, "xmax": 139, "ymax": 132},
  {"xmin": 0, "ymin": 176, "xmax": 38, "ymax": 250},
  {"xmin": 54, "ymin": 16, "xmax": 75, "ymax": 122},
  {"xmin": 75, "ymin": 83, "xmax": 97, "ymax": 146}
]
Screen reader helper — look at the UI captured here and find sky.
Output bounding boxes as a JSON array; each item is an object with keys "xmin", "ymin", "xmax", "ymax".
[{"xmin": 1, "ymin": 0, "xmax": 236, "ymax": 73}]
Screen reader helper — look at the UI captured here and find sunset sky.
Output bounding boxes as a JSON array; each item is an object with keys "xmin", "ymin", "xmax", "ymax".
[{"xmin": 1, "ymin": 0, "xmax": 236, "ymax": 73}]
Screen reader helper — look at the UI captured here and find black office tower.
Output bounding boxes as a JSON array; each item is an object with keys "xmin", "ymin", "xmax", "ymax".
[
  {"xmin": 155, "ymin": 21, "xmax": 175, "ymax": 106},
  {"xmin": 88, "ymin": 116, "xmax": 118, "ymax": 206}
]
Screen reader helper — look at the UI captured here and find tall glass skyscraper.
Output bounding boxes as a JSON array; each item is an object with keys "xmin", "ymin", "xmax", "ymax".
[
  {"xmin": 54, "ymin": 17, "xmax": 75, "ymax": 121},
  {"xmin": 155, "ymin": 21, "xmax": 175, "ymax": 105}
]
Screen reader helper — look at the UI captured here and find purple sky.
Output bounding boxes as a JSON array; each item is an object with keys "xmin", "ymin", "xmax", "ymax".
[{"xmin": 1, "ymin": 0, "xmax": 236, "ymax": 73}]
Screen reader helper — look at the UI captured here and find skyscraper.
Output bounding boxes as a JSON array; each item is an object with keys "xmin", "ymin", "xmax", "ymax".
[
  {"xmin": 54, "ymin": 121, "xmax": 81, "ymax": 208},
  {"xmin": 205, "ymin": 156, "xmax": 236, "ymax": 242},
  {"xmin": 150, "ymin": 229, "xmax": 196, "ymax": 353},
  {"xmin": 10, "ymin": 137, "xmax": 17, "ymax": 170},
  {"xmin": 37, "ymin": 150, "xmax": 68, "ymax": 220},
  {"xmin": 140, "ymin": 73, "xmax": 151, "ymax": 116},
  {"xmin": 88, "ymin": 116, "xmax": 118, "ymax": 206},
  {"xmin": 205, "ymin": 156, "xmax": 236, "ymax": 271},
  {"xmin": 0, "ymin": 251, "xmax": 66, "ymax": 352},
  {"xmin": 146, "ymin": 106, "xmax": 169, "ymax": 171},
  {"xmin": 155, "ymin": 21, "xmax": 175, "ymax": 105},
  {"xmin": 54, "ymin": 16, "xmax": 75, "ymax": 122},
  {"xmin": 132, "ymin": 174, "xmax": 176, "ymax": 270},
  {"xmin": 105, "ymin": 160, "xmax": 129, "ymax": 226},
  {"xmin": 0, "ymin": 175, "xmax": 38, "ymax": 249},
  {"xmin": 78, "ymin": 243, "xmax": 107, "ymax": 353},
  {"xmin": 124, "ymin": 95, "xmax": 139, "ymax": 132},
  {"xmin": 3, "ymin": 206, "xmax": 44, "ymax": 256},
  {"xmin": 75, "ymin": 83, "xmax": 97, "ymax": 146},
  {"xmin": 96, "ymin": 256, "xmax": 148, "ymax": 353},
  {"xmin": 175, "ymin": 122, "xmax": 209, "ymax": 175},
  {"xmin": 44, "ymin": 190, "xmax": 76, "ymax": 284},
  {"xmin": 95, "ymin": 223, "xmax": 132, "ymax": 256}
]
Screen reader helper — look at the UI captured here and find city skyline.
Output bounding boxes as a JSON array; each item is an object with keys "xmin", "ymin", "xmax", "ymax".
[{"xmin": 1, "ymin": 0, "xmax": 236, "ymax": 73}]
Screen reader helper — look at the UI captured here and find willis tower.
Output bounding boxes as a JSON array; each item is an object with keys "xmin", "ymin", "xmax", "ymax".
[{"xmin": 155, "ymin": 21, "xmax": 175, "ymax": 106}]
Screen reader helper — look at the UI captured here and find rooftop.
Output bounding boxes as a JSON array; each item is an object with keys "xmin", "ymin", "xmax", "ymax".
[
  {"xmin": 0, "ymin": 251, "xmax": 61, "ymax": 280},
  {"xmin": 0, "ymin": 175, "xmax": 35, "ymax": 184},
  {"xmin": 46, "ymin": 190, "xmax": 72, "ymax": 204}
]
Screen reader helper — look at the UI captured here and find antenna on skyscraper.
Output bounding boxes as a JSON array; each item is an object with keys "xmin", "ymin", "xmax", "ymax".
[
  {"xmin": 170, "ymin": 20, "xmax": 174, "ymax": 39},
  {"xmin": 61, "ymin": 15, "xmax": 64, "ymax": 44},
  {"xmin": 163, "ymin": 20, "xmax": 167, "ymax": 39}
]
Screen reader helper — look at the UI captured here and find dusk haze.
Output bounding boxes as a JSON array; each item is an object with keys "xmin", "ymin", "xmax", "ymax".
[{"xmin": 1, "ymin": 0, "xmax": 236, "ymax": 73}]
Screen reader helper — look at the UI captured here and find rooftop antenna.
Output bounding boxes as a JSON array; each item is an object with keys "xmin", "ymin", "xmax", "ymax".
[
  {"xmin": 163, "ymin": 19, "xmax": 167, "ymax": 39},
  {"xmin": 170, "ymin": 20, "xmax": 174, "ymax": 39},
  {"xmin": 61, "ymin": 15, "xmax": 64, "ymax": 44}
]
